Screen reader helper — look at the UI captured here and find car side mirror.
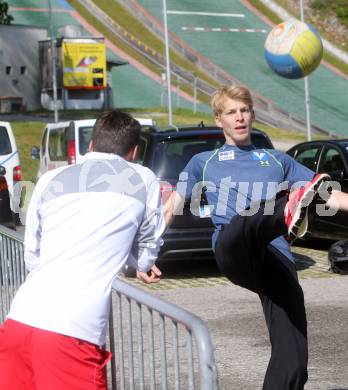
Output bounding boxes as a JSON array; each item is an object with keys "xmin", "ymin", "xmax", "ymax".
[
  {"xmin": 31, "ymin": 146, "xmax": 40, "ymax": 160},
  {"xmin": 0, "ymin": 165, "xmax": 6, "ymax": 175},
  {"xmin": 329, "ymin": 170, "xmax": 347, "ymax": 181}
]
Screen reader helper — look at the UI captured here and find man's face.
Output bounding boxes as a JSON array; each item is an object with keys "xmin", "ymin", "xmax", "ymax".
[{"xmin": 215, "ymin": 97, "xmax": 254, "ymax": 146}]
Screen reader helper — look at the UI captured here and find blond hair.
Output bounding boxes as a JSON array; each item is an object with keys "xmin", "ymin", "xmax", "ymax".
[{"xmin": 211, "ymin": 85, "xmax": 253, "ymax": 116}]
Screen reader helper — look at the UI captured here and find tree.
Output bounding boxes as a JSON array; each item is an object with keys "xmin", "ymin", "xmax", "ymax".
[{"xmin": 0, "ymin": 1, "xmax": 14, "ymax": 25}]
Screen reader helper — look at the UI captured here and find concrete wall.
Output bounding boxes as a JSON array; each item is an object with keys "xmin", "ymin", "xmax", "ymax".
[{"xmin": 0, "ymin": 25, "xmax": 48, "ymax": 111}]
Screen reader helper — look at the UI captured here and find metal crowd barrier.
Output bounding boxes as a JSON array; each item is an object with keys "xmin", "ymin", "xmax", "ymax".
[
  {"xmin": 0, "ymin": 225, "xmax": 26, "ymax": 323},
  {"xmin": 0, "ymin": 225, "xmax": 218, "ymax": 389}
]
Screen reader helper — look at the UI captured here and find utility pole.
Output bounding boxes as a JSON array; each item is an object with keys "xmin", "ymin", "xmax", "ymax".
[
  {"xmin": 193, "ymin": 75, "xmax": 197, "ymax": 114},
  {"xmin": 48, "ymin": 0, "xmax": 59, "ymax": 122},
  {"xmin": 162, "ymin": 0, "xmax": 173, "ymax": 127},
  {"xmin": 300, "ymin": 0, "xmax": 311, "ymax": 141}
]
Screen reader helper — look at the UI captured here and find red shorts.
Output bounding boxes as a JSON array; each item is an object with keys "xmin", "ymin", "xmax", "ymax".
[{"xmin": 0, "ymin": 319, "xmax": 112, "ymax": 390}]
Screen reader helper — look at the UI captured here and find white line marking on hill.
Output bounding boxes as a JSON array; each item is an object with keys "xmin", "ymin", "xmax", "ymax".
[
  {"xmin": 167, "ymin": 10, "xmax": 245, "ymax": 18},
  {"xmin": 182, "ymin": 27, "xmax": 267, "ymax": 33}
]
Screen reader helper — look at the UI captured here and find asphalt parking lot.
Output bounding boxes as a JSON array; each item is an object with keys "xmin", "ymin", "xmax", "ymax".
[{"xmin": 124, "ymin": 243, "xmax": 348, "ymax": 390}]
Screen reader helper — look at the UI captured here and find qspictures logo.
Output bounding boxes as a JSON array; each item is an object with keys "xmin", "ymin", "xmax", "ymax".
[{"xmin": 12, "ymin": 172, "xmax": 341, "ymax": 224}]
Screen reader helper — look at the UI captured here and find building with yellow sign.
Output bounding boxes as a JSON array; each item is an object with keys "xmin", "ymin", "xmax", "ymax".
[{"xmin": 39, "ymin": 35, "xmax": 127, "ymax": 110}]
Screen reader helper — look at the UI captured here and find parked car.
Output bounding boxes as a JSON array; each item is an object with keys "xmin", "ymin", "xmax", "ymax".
[
  {"xmin": 31, "ymin": 118, "xmax": 154, "ymax": 180},
  {"xmin": 0, "ymin": 165, "xmax": 15, "ymax": 230},
  {"xmin": 0, "ymin": 121, "xmax": 22, "ymax": 212},
  {"xmin": 0, "ymin": 121, "xmax": 22, "ymax": 225},
  {"xmin": 134, "ymin": 124, "xmax": 274, "ymax": 260},
  {"xmin": 287, "ymin": 139, "xmax": 348, "ymax": 241}
]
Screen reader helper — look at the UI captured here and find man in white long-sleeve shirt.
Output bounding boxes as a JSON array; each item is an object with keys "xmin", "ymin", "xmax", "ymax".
[{"xmin": 0, "ymin": 111, "xmax": 165, "ymax": 390}]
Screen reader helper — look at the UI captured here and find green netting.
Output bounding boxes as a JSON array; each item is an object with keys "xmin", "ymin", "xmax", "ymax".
[{"xmin": 139, "ymin": 0, "xmax": 348, "ymax": 137}]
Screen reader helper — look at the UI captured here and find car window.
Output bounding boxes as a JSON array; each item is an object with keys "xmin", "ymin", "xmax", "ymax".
[
  {"xmin": 152, "ymin": 137, "xmax": 225, "ymax": 179},
  {"xmin": 78, "ymin": 125, "xmax": 150, "ymax": 157},
  {"xmin": 49, "ymin": 127, "xmax": 69, "ymax": 161},
  {"xmin": 319, "ymin": 147, "xmax": 345, "ymax": 172},
  {"xmin": 134, "ymin": 137, "xmax": 148, "ymax": 164},
  {"xmin": 294, "ymin": 147, "xmax": 321, "ymax": 171},
  {"xmin": 0, "ymin": 126, "xmax": 12, "ymax": 155},
  {"xmin": 78, "ymin": 126, "xmax": 94, "ymax": 156}
]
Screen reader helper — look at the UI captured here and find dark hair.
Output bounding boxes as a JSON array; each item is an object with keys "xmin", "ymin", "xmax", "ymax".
[{"xmin": 91, "ymin": 110, "xmax": 141, "ymax": 156}]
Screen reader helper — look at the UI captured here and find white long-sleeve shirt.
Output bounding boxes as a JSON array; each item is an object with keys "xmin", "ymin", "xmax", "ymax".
[{"xmin": 8, "ymin": 152, "xmax": 165, "ymax": 345}]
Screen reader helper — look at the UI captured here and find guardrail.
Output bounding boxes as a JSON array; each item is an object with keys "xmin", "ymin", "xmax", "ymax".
[
  {"xmin": 0, "ymin": 225, "xmax": 26, "ymax": 323},
  {"xmin": 0, "ymin": 225, "xmax": 218, "ymax": 389},
  {"xmin": 108, "ymin": 279, "xmax": 218, "ymax": 389}
]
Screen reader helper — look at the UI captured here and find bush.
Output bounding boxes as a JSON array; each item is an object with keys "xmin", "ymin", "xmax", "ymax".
[
  {"xmin": 337, "ymin": 7, "xmax": 348, "ymax": 19},
  {"xmin": 310, "ymin": 0, "xmax": 328, "ymax": 10}
]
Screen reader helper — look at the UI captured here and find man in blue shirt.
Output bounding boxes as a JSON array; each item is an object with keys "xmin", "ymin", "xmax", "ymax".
[{"xmin": 164, "ymin": 85, "xmax": 348, "ymax": 390}]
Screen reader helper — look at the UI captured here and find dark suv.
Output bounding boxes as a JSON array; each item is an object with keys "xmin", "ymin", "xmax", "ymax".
[{"xmin": 135, "ymin": 124, "xmax": 274, "ymax": 260}]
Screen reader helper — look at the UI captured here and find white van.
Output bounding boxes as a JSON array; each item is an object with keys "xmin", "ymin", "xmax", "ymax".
[
  {"xmin": 0, "ymin": 121, "xmax": 22, "ymax": 201},
  {"xmin": 31, "ymin": 118, "xmax": 154, "ymax": 179}
]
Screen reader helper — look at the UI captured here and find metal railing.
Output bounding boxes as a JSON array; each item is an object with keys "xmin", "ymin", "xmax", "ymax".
[
  {"xmin": 108, "ymin": 279, "xmax": 218, "ymax": 389},
  {"xmin": 0, "ymin": 225, "xmax": 218, "ymax": 389},
  {"xmin": 0, "ymin": 225, "xmax": 26, "ymax": 322}
]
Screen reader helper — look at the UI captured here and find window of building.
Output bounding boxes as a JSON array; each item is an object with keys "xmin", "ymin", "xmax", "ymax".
[
  {"xmin": 5, "ymin": 66, "xmax": 11, "ymax": 75},
  {"xmin": 20, "ymin": 66, "xmax": 27, "ymax": 75}
]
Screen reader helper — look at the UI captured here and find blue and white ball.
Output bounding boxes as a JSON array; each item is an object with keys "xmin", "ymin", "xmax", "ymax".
[{"xmin": 264, "ymin": 19, "xmax": 323, "ymax": 79}]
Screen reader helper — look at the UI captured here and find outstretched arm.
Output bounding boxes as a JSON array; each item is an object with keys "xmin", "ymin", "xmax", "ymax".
[
  {"xmin": 163, "ymin": 190, "xmax": 185, "ymax": 228},
  {"xmin": 134, "ymin": 189, "xmax": 186, "ymax": 283},
  {"xmin": 126, "ymin": 170, "xmax": 165, "ymax": 282},
  {"xmin": 326, "ymin": 190, "xmax": 348, "ymax": 212}
]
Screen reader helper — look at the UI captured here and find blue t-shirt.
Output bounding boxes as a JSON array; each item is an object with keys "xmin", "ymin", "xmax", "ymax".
[{"xmin": 177, "ymin": 144, "xmax": 314, "ymax": 262}]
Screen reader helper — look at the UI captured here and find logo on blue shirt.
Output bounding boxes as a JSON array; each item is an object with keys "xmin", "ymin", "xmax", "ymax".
[
  {"xmin": 252, "ymin": 151, "xmax": 270, "ymax": 166},
  {"xmin": 218, "ymin": 150, "xmax": 235, "ymax": 161}
]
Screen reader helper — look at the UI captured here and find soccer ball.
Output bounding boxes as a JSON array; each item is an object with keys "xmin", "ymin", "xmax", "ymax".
[{"xmin": 264, "ymin": 19, "xmax": 323, "ymax": 79}]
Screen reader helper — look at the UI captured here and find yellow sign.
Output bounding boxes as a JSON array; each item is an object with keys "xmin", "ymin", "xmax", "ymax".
[{"xmin": 62, "ymin": 42, "xmax": 106, "ymax": 89}]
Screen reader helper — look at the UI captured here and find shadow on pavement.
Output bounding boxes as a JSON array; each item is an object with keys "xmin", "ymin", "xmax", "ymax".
[
  {"xmin": 292, "ymin": 237, "xmax": 335, "ymax": 251},
  {"xmin": 157, "ymin": 257, "xmax": 221, "ymax": 280},
  {"xmin": 293, "ymin": 253, "xmax": 315, "ymax": 271}
]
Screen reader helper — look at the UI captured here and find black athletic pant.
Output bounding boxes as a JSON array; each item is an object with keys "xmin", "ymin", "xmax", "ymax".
[{"xmin": 215, "ymin": 192, "xmax": 308, "ymax": 390}]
